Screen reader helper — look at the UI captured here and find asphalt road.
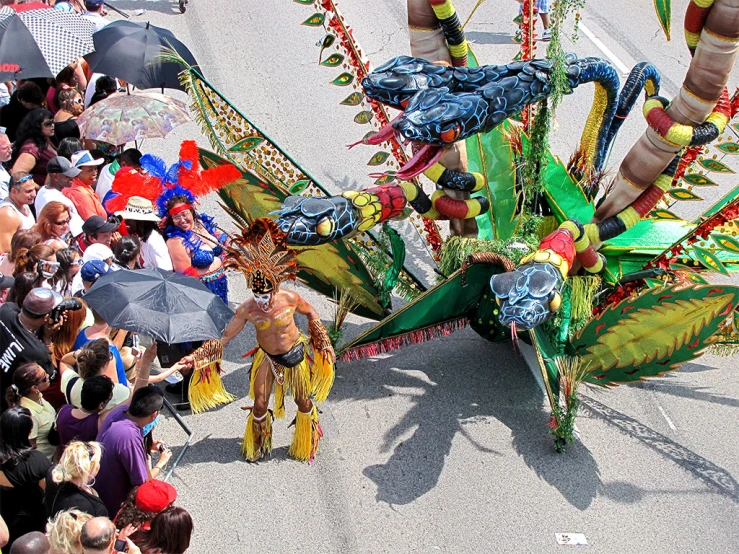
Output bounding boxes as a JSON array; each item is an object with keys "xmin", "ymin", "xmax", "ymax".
[{"xmin": 105, "ymin": 1, "xmax": 739, "ymax": 552}]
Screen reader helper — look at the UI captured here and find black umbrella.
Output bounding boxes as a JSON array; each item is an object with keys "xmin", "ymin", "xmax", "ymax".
[
  {"xmin": 0, "ymin": 6, "xmax": 95, "ymax": 81},
  {"xmin": 84, "ymin": 268, "xmax": 233, "ymax": 344},
  {"xmin": 84, "ymin": 20, "xmax": 200, "ymax": 91}
]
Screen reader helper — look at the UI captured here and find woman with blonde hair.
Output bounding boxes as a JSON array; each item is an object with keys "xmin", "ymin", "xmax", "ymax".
[
  {"xmin": 46, "ymin": 509, "xmax": 92, "ymax": 554},
  {"xmin": 44, "ymin": 442, "xmax": 108, "ymax": 519},
  {"xmin": 33, "ymin": 201, "xmax": 71, "ymax": 251}
]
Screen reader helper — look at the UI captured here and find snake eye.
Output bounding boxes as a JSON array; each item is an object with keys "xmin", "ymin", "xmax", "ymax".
[
  {"xmin": 400, "ymin": 98, "xmax": 410, "ymax": 108},
  {"xmin": 316, "ymin": 216, "xmax": 335, "ymax": 238},
  {"xmin": 549, "ymin": 291, "xmax": 561, "ymax": 312},
  {"xmin": 440, "ymin": 124, "xmax": 461, "ymax": 143}
]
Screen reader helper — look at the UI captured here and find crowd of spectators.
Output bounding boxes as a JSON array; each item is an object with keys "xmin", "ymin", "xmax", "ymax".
[{"xmin": 0, "ymin": 2, "xmax": 197, "ymax": 552}]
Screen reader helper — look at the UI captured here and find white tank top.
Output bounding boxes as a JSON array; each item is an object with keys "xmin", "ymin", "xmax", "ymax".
[{"xmin": 0, "ymin": 199, "xmax": 35, "ymax": 230}]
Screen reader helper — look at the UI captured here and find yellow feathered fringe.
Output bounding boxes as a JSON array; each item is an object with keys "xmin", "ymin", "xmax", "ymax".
[
  {"xmin": 188, "ymin": 363, "xmax": 236, "ymax": 415},
  {"xmin": 242, "ymin": 411, "xmax": 272, "ymax": 461},
  {"xmin": 288, "ymin": 406, "xmax": 321, "ymax": 462}
]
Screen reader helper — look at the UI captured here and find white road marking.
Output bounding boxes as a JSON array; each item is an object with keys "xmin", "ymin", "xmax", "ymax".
[
  {"xmin": 656, "ymin": 403, "xmax": 677, "ymax": 431},
  {"xmin": 579, "ymin": 21, "xmax": 632, "ymax": 76}
]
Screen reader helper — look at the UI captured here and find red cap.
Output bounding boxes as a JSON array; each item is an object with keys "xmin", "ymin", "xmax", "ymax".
[{"xmin": 135, "ymin": 480, "xmax": 177, "ymax": 513}]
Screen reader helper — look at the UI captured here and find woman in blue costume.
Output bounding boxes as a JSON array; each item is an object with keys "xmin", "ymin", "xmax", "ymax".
[{"xmin": 158, "ymin": 186, "xmax": 229, "ymax": 304}]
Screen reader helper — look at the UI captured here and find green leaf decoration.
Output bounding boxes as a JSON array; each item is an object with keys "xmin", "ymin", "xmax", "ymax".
[
  {"xmin": 353, "ymin": 110, "xmax": 373, "ymax": 124},
  {"xmin": 715, "ymin": 142, "xmax": 739, "ymax": 155},
  {"xmin": 669, "ymin": 263, "xmax": 708, "ymax": 284},
  {"xmin": 667, "ymin": 188, "xmax": 703, "ymax": 201},
  {"xmin": 227, "ymin": 136, "xmax": 264, "ymax": 153},
  {"xmin": 319, "ymin": 34, "xmax": 335, "ymax": 48},
  {"xmin": 374, "ymin": 174, "xmax": 395, "ymax": 185},
  {"xmin": 302, "ymin": 13, "xmax": 325, "ymax": 26},
  {"xmin": 698, "ymin": 157, "xmax": 735, "ymax": 174},
  {"xmin": 643, "ymin": 278, "xmax": 665, "ymax": 289},
  {"xmin": 367, "ymin": 151, "xmax": 390, "ymax": 166},
  {"xmin": 340, "ymin": 92, "xmax": 363, "ymax": 106},
  {"xmin": 288, "ymin": 179, "xmax": 309, "ymax": 195},
  {"xmin": 711, "ymin": 233, "xmax": 739, "ymax": 253},
  {"xmin": 681, "ymin": 173, "xmax": 718, "ymax": 187},
  {"xmin": 575, "ymin": 285, "xmax": 739, "ymax": 385},
  {"xmin": 650, "ymin": 209, "xmax": 680, "ymax": 220},
  {"xmin": 363, "ymin": 131, "xmax": 375, "ymax": 140},
  {"xmin": 320, "ymin": 53, "xmax": 344, "ymax": 67},
  {"xmin": 293, "ymin": 0, "xmax": 313, "ymax": 4},
  {"xmin": 692, "ymin": 245, "xmax": 730, "ymax": 275},
  {"xmin": 330, "ymin": 72, "xmax": 354, "ymax": 86},
  {"xmin": 653, "ymin": 0, "xmax": 671, "ymax": 41}
]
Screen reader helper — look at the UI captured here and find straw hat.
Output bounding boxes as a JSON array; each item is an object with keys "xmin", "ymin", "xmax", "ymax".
[{"xmin": 116, "ymin": 196, "xmax": 162, "ymax": 222}]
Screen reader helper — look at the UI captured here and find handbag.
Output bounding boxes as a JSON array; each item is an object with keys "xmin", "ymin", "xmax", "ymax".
[{"xmin": 48, "ymin": 419, "xmax": 60, "ymax": 447}]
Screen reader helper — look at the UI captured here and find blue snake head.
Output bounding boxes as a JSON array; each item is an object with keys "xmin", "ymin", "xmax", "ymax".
[
  {"xmin": 394, "ymin": 88, "xmax": 492, "ymax": 145},
  {"xmin": 362, "ymin": 56, "xmax": 450, "ymax": 110},
  {"xmin": 489, "ymin": 263, "xmax": 564, "ymax": 330},
  {"xmin": 273, "ymin": 196, "xmax": 357, "ymax": 247}
]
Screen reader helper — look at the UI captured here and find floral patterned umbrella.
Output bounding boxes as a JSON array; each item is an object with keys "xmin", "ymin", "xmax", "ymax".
[{"xmin": 77, "ymin": 90, "xmax": 191, "ymax": 146}]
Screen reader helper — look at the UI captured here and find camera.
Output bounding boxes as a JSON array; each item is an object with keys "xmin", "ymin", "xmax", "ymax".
[
  {"xmin": 50, "ymin": 298, "xmax": 84, "ymax": 324},
  {"xmin": 113, "ymin": 538, "xmax": 128, "ymax": 552},
  {"xmin": 157, "ymin": 442, "xmax": 168, "ymax": 453}
]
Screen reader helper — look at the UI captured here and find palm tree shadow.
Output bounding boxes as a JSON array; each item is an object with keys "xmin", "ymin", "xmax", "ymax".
[{"xmin": 332, "ymin": 328, "xmax": 602, "ymax": 509}]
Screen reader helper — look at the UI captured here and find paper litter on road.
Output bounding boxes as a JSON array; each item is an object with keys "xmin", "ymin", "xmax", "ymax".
[{"xmin": 555, "ymin": 533, "xmax": 588, "ymax": 545}]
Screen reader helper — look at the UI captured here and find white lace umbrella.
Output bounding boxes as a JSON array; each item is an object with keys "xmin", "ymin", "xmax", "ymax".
[{"xmin": 77, "ymin": 90, "xmax": 191, "ymax": 146}]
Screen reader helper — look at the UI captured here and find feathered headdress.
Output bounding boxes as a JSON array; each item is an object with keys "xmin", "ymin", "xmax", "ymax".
[
  {"xmin": 223, "ymin": 217, "xmax": 297, "ymax": 293},
  {"xmin": 106, "ymin": 141, "xmax": 242, "ymax": 216}
]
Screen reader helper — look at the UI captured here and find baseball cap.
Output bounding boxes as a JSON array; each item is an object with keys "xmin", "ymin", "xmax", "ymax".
[
  {"xmin": 47, "ymin": 156, "xmax": 81, "ymax": 178},
  {"xmin": 80, "ymin": 260, "xmax": 110, "ymax": 283},
  {"xmin": 134, "ymin": 480, "xmax": 177, "ymax": 513},
  {"xmin": 0, "ymin": 271, "xmax": 14, "ymax": 290},
  {"xmin": 83, "ymin": 243, "xmax": 114, "ymax": 263},
  {"xmin": 82, "ymin": 215, "xmax": 118, "ymax": 236},
  {"xmin": 22, "ymin": 288, "xmax": 63, "ymax": 317},
  {"xmin": 85, "ymin": 0, "xmax": 105, "ymax": 9},
  {"xmin": 71, "ymin": 150, "xmax": 104, "ymax": 168}
]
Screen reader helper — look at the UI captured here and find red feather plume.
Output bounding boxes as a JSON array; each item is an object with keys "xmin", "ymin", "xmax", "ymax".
[
  {"xmin": 107, "ymin": 169, "xmax": 164, "ymax": 213},
  {"xmin": 178, "ymin": 140, "xmax": 201, "ymax": 173}
]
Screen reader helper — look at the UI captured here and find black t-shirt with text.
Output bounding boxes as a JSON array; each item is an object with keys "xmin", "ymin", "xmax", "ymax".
[{"xmin": 0, "ymin": 303, "xmax": 56, "ymax": 411}]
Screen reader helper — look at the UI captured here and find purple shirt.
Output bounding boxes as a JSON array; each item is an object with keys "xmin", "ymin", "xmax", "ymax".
[
  {"xmin": 57, "ymin": 405, "xmax": 100, "ymax": 450},
  {"xmin": 94, "ymin": 404, "xmax": 148, "ymax": 516}
]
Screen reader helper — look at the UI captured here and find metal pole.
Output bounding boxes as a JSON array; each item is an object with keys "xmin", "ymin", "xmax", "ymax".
[
  {"xmin": 162, "ymin": 397, "xmax": 193, "ymax": 482},
  {"xmin": 103, "ymin": 2, "xmax": 131, "ymax": 19}
]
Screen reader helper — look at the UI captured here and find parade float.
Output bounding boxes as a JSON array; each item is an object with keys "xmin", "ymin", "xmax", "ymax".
[{"xmin": 169, "ymin": 0, "xmax": 739, "ymax": 451}]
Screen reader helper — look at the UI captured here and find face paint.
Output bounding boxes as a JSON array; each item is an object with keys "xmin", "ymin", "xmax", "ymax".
[{"xmin": 254, "ymin": 292, "xmax": 274, "ymax": 312}]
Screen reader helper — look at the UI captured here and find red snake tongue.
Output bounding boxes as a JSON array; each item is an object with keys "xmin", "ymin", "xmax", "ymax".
[
  {"xmin": 394, "ymin": 144, "xmax": 443, "ymax": 180},
  {"xmin": 347, "ymin": 114, "xmax": 402, "ymax": 149}
]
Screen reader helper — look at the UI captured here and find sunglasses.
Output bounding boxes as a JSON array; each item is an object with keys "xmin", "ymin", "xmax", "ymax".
[
  {"xmin": 54, "ymin": 217, "xmax": 71, "ymax": 226},
  {"xmin": 15, "ymin": 174, "xmax": 34, "ymax": 185},
  {"xmin": 35, "ymin": 373, "xmax": 50, "ymax": 386},
  {"xmin": 74, "ymin": 98, "xmax": 84, "ymax": 105},
  {"xmin": 42, "ymin": 120, "xmax": 55, "ymax": 128}
]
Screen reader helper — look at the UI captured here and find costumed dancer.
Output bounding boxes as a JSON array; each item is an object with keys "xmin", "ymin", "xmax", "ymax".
[
  {"xmin": 219, "ymin": 218, "xmax": 335, "ymax": 463},
  {"xmin": 158, "ymin": 186, "xmax": 229, "ymax": 304}
]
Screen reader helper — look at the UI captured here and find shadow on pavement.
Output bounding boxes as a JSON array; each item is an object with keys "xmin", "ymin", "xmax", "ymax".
[
  {"xmin": 582, "ymin": 396, "xmax": 739, "ymax": 503},
  {"xmin": 106, "ymin": 0, "xmax": 183, "ymax": 16},
  {"xmin": 332, "ymin": 329, "xmax": 602, "ymax": 510}
]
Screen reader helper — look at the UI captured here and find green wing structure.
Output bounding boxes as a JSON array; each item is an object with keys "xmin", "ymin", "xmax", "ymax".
[
  {"xmin": 339, "ymin": 263, "xmax": 510, "ymax": 361},
  {"xmin": 572, "ymin": 284, "xmax": 739, "ymax": 386},
  {"xmin": 181, "ymin": 65, "xmax": 427, "ymax": 320}
]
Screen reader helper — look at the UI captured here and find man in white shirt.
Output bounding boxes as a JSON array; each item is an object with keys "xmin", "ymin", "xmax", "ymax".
[
  {"xmin": 0, "ymin": 132, "xmax": 11, "ymax": 200},
  {"xmin": 81, "ymin": 0, "xmax": 110, "ymax": 32},
  {"xmin": 35, "ymin": 157, "xmax": 85, "ymax": 237}
]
